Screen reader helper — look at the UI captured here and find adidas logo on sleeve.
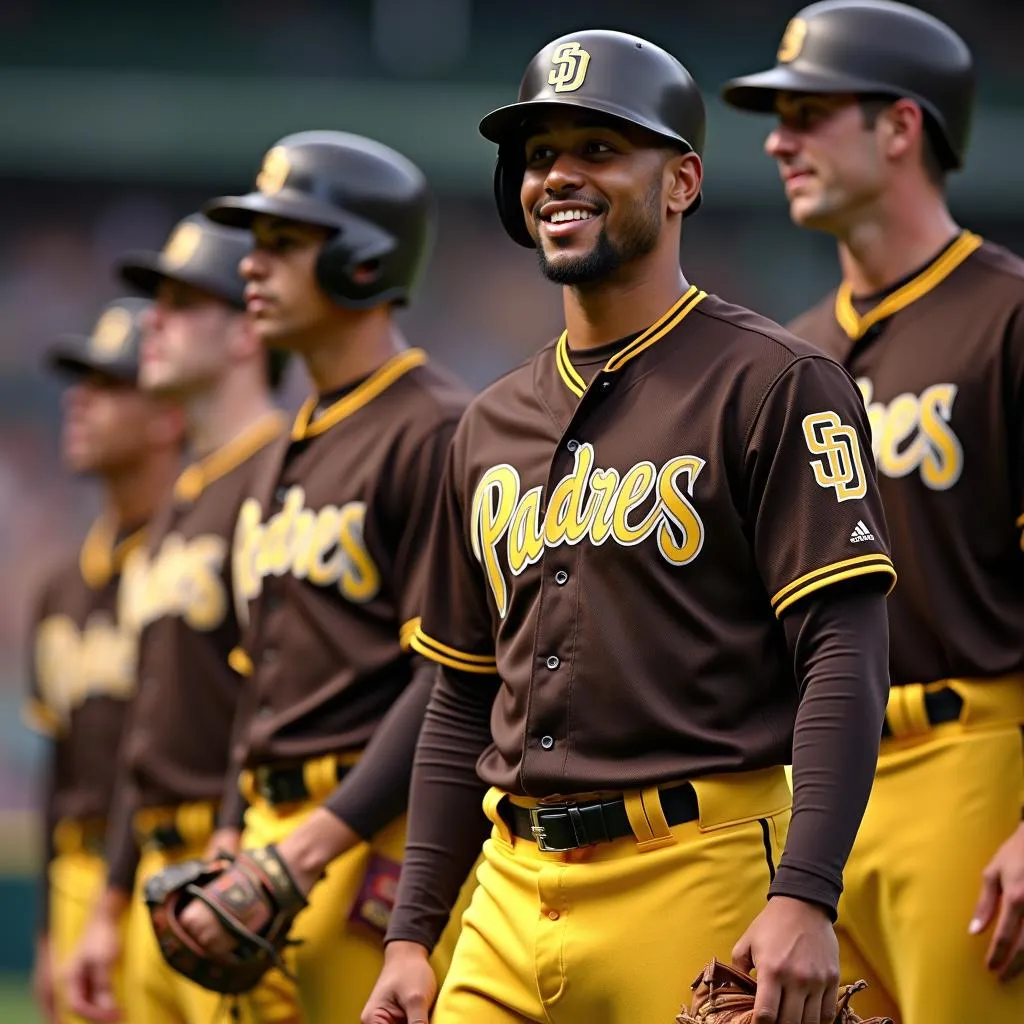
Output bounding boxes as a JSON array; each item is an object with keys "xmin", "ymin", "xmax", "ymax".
[{"xmin": 849, "ymin": 520, "xmax": 875, "ymax": 543}]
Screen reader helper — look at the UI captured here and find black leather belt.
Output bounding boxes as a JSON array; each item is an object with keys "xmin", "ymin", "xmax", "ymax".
[
  {"xmin": 253, "ymin": 760, "xmax": 351, "ymax": 806},
  {"xmin": 500, "ymin": 784, "xmax": 699, "ymax": 853},
  {"xmin": 881, "ymin": 686, "xmax": 963, "ymax": 737}
]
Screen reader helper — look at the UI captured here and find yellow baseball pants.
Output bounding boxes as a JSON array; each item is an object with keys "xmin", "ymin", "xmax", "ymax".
[
  {"xmin": 432, "ymin": 766, "xmax": 792, "ymax": 1023},
  {"xmin": 126, "ymin": 840, "xmax": 294, "ymax": 1024},
  {"xmin": 836, "ymin": 678, "xmax": 1024, "ymax": 1023},
  {"xmin": 49, "ymin": 840, "xmax": 124, "ymax": 1024}
]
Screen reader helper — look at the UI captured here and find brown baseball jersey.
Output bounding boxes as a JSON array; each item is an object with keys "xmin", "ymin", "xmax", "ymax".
[
  {"xmin": 117, "ymin": 412, "xmax": 285, "ymax": 808},
  {"xmin": 25, "ymin": 519, "xmax": 144, "ymax": 824},
  {"xmin": 411, "ymin": 285, "xmax": 896, "ymax": 796},
  {"xmin": 228, "ymin": 348, "xmax": 470, "ymax": 773},
  {"xmin": 789, "ymin": 232, "xmax": 1024, "ymax": 685}
]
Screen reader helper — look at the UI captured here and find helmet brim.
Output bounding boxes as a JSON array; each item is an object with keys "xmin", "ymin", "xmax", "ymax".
[
  {"xmin": 115, "ymin": 252, "xmax": 246, "ymax": 310},
  {"xmin": 203, "ymin": 190, "xmax": 347, "ymax": 233},
  {"xmin": 721, "ymin": 65, "xmax": 902, "ymax": 112},
  {"xmin": 479, "ymin": 97, "xmax": 696, "ymax": 153}
]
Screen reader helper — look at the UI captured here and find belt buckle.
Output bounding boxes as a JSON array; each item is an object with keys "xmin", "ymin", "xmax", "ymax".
[{"xmin": 528, "ymin": 805, "xmax": 574, "ymax": 853}]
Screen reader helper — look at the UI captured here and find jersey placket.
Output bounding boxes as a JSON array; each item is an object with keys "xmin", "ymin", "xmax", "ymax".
[{"xmin": 520, "ymin": 368, "xmax": 620, "ymax": 795}]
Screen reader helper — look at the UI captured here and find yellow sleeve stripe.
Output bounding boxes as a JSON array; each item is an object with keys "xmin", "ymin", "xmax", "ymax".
[
  {"xmin": 410, "ymin": 628, "xmax": 499, "ymax": 674},
  {"xmin": 399, "ymin": 617, "xmax": 421, "ymax": 651},
  {"xmin": 1015, "ymin": 512, "xmax": 1024, "ymax": 528},
  {"xmin": 772, "ymin": 554, "xmax": 896, "ymax": 617},
  {"xmin": 22, "ymin": 699, "xmax": 62, "ymax": 737},
  {"xmin": 228, "ymin": 646, "xmax": 254, "ymax": 678}
]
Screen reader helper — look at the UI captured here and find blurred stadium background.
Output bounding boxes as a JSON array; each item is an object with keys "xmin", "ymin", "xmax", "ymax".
[{"xmin": 0, "ymin": 0, "xmax": 1019, "ymax": 1017}]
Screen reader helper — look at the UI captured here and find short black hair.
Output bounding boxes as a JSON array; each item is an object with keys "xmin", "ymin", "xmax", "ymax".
[{"xmin": 858, "ymin": 96, "xmax": 946, "ymax": 188}]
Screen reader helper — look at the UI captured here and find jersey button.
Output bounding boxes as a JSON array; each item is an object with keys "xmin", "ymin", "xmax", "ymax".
[
  {"xmin": 257, "ymin": 706, "xmax": 273, "ymax": 719},
  {"xmin": 600, "ymin": 379, "xmax": 612, "ymax": 391},
  {"xmin": 554, "ymin": 570, "xmax": 569, "ymax": 585},
  {"xmin": 540, "ymin": 735, "xmax": 555, "ymax": 750},
  {"xmin": 262, "ymin": 648, "xmax": 278, "ymax": 666},
  {"xmin": 274, "ymin": 485, "xmax": 289, "ymax": 505},
  {"xmin": 566, "ymin": 439, "xmax": 580, "ymax": 452},
  {"xmin": 546, "ymin": 655, "xmax": 560, "ymax": 670}
]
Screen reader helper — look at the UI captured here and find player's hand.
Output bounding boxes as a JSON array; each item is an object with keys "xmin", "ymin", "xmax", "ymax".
[
  {"xmin": 970, "ymin": 821, "xmax": 1024, "ymax": 982},
  {"xmin": 732, "ymin": 895, "xmax": 839, "ymax": 1023},
  {"xmin": 203, "ymin": 827, "xmax": 241, "ymax": 860},
  {"xmin": 64, "ymin": 907, "xmax": 124, "ymax": 1023},
  {"xmin": 32, "ymin": 934, "xmax": 57, "ymax": 1023},
  {"xmin": 178, "ymin": 896, "xmax": 238, "ymax": 958},
  {"xmin": 360, "ymin": 940, "xmax": 438, "ymax": 1024}
]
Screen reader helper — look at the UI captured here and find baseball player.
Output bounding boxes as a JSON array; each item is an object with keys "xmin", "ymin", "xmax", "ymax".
[
  {"xmin": 363, "ymin": 28, "xmax": 896, "ymax": 1024},
  {"xmin": 157, "ymin": 131, "xmax": 472, "ymax": 1022},
  {"xmin": 25, "ymin": 298, "xmax": 183, "ymax": 1022},
  {"xmin": 63, "ymin": 214, "xmax": 293, "ymax": 1024},
  {"xmin": 722, "ymin": 1, "xmax": 1024, "ymax": 1019}
]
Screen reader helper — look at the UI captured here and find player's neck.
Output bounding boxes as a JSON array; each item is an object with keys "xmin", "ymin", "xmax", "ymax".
[
  {"xmin": 186, "ymin": 364, "xmax": 277, "ymax": 458},
  {"xmin": 562, "ymin": 258, "xmax": 689, "ymax": 350},
  {"xmin": 300, "ymin": 309, "xmax": 405, "ymax": 393},
  {"xmin": 102, "ymin": 450, "xmax": 180, "ymax": 530},
  {"xmin": 836, "ymin": 187, "xmax": 960, "ymax": 297}
]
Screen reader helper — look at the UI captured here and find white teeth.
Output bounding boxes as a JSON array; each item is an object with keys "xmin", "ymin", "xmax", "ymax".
[{"xmin": 548, "ymin": 208, "xmax": 595, "ymax": 224}]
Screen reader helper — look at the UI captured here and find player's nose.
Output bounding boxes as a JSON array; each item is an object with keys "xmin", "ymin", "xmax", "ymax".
[
  {"xmin": 765, "ymin": 124, "xmax": 798, "ymax": 159},
  {"xmin": 544, "ymin": 152, "xmax": 587, "ymax": 195},
  {"xmin": 240, "ymin": 248, "xmax": 272, "ymax": 282}
]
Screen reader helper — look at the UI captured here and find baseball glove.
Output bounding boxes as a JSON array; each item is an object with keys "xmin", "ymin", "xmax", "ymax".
[
  {"xmin": 675, "ymin": 960, "xmax": 893, "ymax": 1024},
  {"xmin": 143, "ymin": 844, "xmax": 307, "ymax": 995}
]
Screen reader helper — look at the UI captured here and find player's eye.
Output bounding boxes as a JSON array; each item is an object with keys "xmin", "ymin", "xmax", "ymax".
[
  {"xmin": 583, "ymin": 139, "xmax": 615, "ymax": 156},
  {"xmin": 526, "ymin": 144, "xmax": 554, "ymax": 167}
]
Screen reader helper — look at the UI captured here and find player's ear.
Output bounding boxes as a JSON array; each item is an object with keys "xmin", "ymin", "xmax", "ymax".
[
  {"xmin": 666, "ymin": 151, "xmax": 702, "ymax": 217},
  {"xmin": 879, "ymin": 98, "xmax": 921, "ymax": 163}
]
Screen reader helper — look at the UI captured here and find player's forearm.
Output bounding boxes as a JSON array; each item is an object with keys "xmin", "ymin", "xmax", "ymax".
[
  {"xmin": 103, "ymin": 781, "xmax": 140, "ymax": 895},
  {"xmin": 322, "ymin": 656, "xmax": 438, "ymax": 839},
  {"xmin": 385, "ymin": 665, "xmax": 498, "ymax": 951},
  {"xmin": 772, "ymin": 580, "xmax": 890, "ymax": 918}
]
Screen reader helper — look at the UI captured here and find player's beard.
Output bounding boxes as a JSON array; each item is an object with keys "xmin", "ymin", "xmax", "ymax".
[{"xmin": 537, "ymin": 172, "xmax": 662, "ymax": 287}]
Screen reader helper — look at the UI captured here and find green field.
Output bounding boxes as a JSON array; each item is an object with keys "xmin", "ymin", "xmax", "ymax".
[{"xmin": 0, "ymin": 974, "xmax": 39, "ymax": 1024}]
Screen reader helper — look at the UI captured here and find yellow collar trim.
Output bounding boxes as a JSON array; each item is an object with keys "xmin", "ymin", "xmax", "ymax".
[
  {"xmin": 174, "ymin": 410, "xmax": 286, "ymax": 504},
  {"xmin": 291, "ymin": 348, "xmax": 428, "ymax": 440},
  {"xmin": 555, "ymin": 286, "xmax": 707, "ymax": 398},
  {"xmin": 79, "ymin": 516, "xmax": 147, "ymax": 590},
  {"xmin": 835, "ymin": 231, "xmax": 982, "ymax": 341}
]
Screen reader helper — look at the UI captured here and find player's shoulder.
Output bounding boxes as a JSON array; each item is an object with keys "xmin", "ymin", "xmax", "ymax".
[
  {"xmin": 966, "ymin": 239, "xmax": 1024, "ymax": 298},
  {"xmin": 31, "ymin": 547, "xmax": 83, "ymax": 617},
  {"xmin": 394, "ymin": 355, "xmax": 475, "ymax": 429},
  {"xmin": 692, "ymin": 292, "xmax": 846, "ymax": 377},
  {"xmin": 784, "ymin": 290, "xmax": 839, "ymax": 347}
]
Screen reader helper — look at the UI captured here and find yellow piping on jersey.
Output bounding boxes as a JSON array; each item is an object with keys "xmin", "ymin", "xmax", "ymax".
[
  {"xmin": 400, "ymin": 617, "xmax": 421, "ymax": 651},
  {"xmin": 228, "ymin": 646, "xmax": 254, "ymax": 678},
  {"xmin": 79, "ymin": 516, "xmax": 148, "ymax": 590},
  {"xmin": 174, "ymin": 411, "xmax": 285, "ymax": 503},
  {"xmin": 555, "ymin": 286, "xmax": 708, "ymax": 398},
  {"xmin": 291, "ymin": 348, "xmax": 428, "ymax": 440},
  {"xmin": 410, "ymin": 626, "xmax": 499, "ymax": 674},
  {"xmin": 22, "ymin": 697, "xmax": 63, "ymax": 738},
  {"xmin": 834, "ymin": 231, "xmax": 982, "ymax": 341},
  {"xmin": 771, "ymin": 553, "xmax": 896, "ymax": 617}
]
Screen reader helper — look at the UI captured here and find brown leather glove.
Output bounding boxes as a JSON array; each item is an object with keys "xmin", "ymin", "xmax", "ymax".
[
  {"xmin": 143, "ymin": 844, "xmax": 306, "ymax": 995},
  {"xmin": 675, "ymin": 960, "xmax": 893, "ymax": 1024}
]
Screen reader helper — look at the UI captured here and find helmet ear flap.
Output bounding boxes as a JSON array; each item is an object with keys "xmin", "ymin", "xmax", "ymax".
[
  {"xmin": 494, "ymin": 147, "xmax": 535, "ymax": 249},
  {"xmin": 314, "ymin": 217, "xmax": 403, "ymax": 309}
]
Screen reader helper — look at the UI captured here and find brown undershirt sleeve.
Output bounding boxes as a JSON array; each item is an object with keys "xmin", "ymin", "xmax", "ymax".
[
  {"xmin": 323, "ymin": 655, "xmax": 442, "ymax": 839},
  {"xmin": 769, "ymin": 577, "xmax": 890, "ymax": 918},
  {"xmin": 37, "ymin": 746, "xmax": 58, "ymax": 937},
  {"xmin": 384, "ymin": 665, "xmax": 498, "ymax": 951},
  {"xmin": 103, "ymin": 780, "xmax": 140, "ymax": 897}
]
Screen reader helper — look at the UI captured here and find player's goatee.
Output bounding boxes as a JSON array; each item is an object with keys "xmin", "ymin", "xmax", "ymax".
[{"xmin": 537, "ymin": 174, "xmax": 662, "ymax": 286}]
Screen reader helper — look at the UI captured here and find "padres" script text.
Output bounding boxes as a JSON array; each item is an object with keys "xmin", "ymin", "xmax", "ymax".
[
  {"xmin": 232, "ymin": 486, "xmax": 381, "ymax": 624},
  {"xmin": 472, "ymin": 443, "xmax": 705, "ymax": 617}
]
